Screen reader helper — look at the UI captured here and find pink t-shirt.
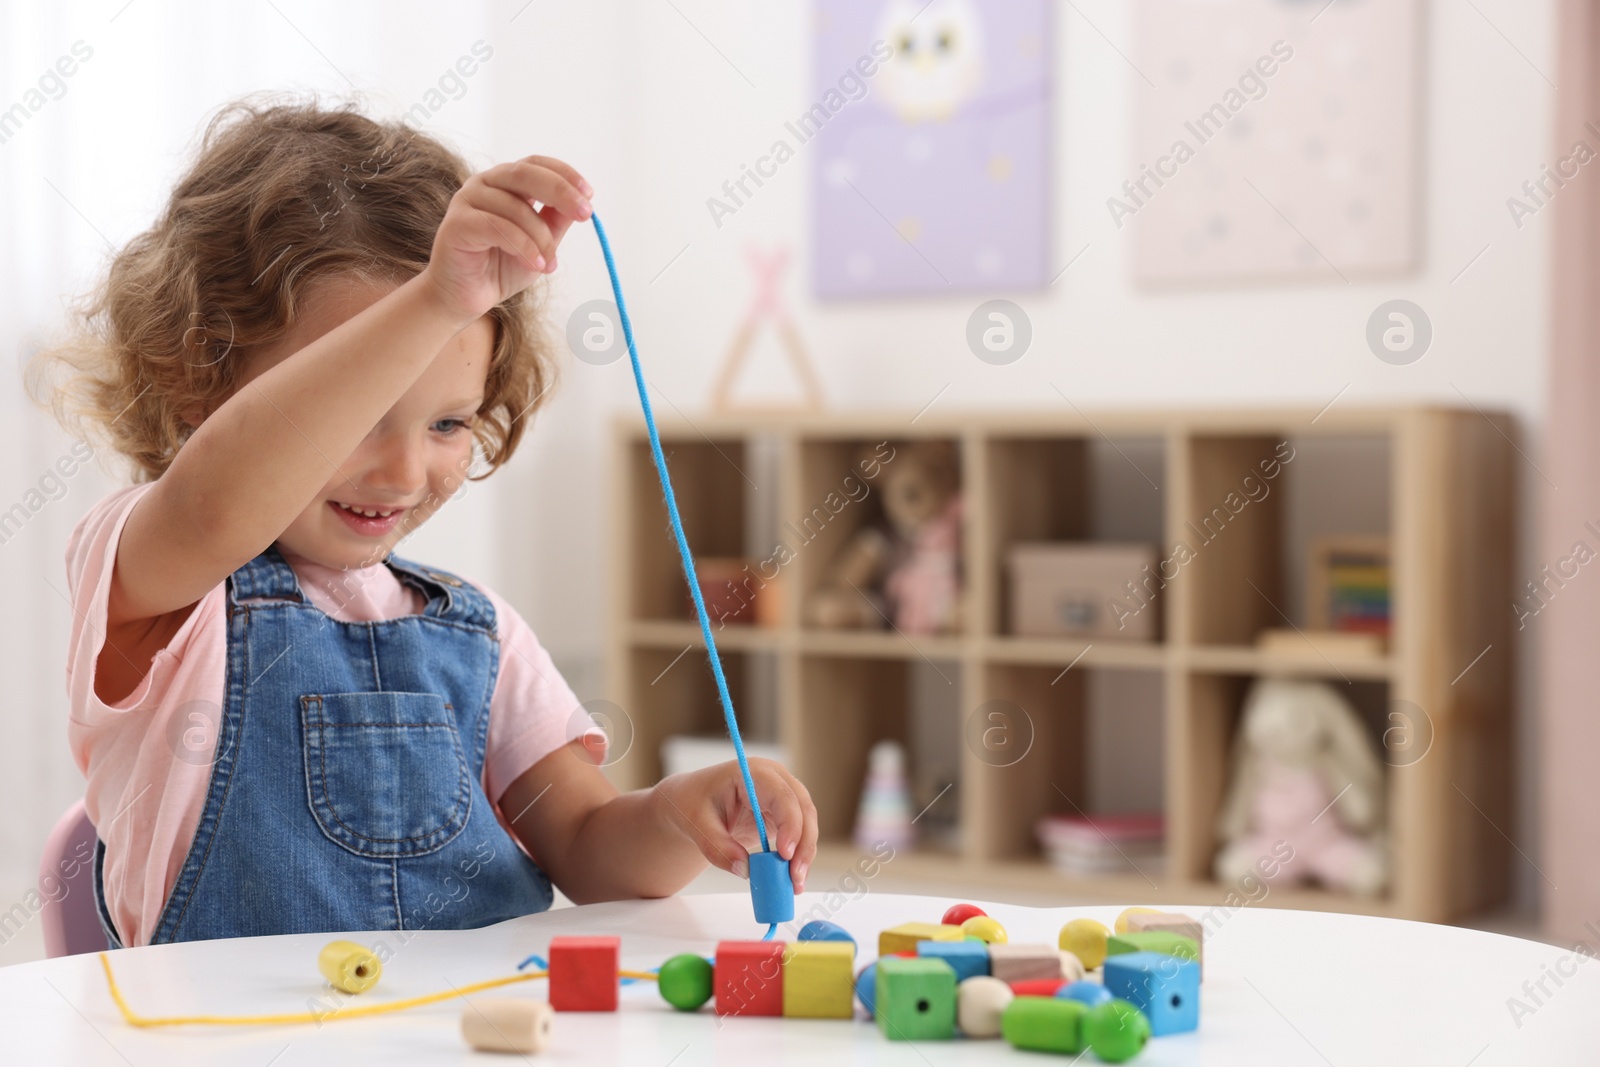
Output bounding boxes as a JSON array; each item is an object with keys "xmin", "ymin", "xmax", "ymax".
[{"xmin": 65, "ymin": 483, "xmax": 597, "ymax": 947}]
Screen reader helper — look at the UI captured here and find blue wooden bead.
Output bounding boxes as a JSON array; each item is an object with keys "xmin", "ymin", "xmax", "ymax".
[
  {"xmin": 1103, "ymin": 951, "xmax": 1199, "ymax": 1036},
  {"xmin": 1056, "ymin": 981, "xmax": 1113, "ymax": 1008},
  {"xmin": 855, "ymin": 961, "xmax": 878, "ymax": 1016},
  {"xmin": 748, "ymin": 851, "xmax": 794, "ymax": 924},
  {"xmin": 799, "ymin": 920, "xmax": 857, "ymax": 954},
  {"xmin": 917, "ymin": 939, "xmax": 990, "ymax": 984}
]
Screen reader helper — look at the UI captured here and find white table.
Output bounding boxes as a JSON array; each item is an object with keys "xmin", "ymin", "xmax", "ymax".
[{"xmin": 1, "ymin": 892, "xmax": 1595, "ymax": 1064}]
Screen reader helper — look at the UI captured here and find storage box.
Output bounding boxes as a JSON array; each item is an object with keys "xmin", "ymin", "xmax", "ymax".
[{"xmin": 1006, "ymin": 543, "xmax": 1160, "ymax": 641}]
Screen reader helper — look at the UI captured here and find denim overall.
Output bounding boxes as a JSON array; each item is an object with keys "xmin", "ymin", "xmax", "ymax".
[{"xmin": 92, "ymin": 544, "xmax": 553, "ymax": 946}]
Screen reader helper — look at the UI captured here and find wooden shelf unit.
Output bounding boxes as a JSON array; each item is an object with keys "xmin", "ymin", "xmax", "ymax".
[{"xmin": 606, "ymin": 408, "xmax": 1515, "ymax": 923}]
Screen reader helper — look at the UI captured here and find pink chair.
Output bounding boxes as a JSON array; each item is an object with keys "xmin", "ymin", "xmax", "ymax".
[{"xmin": 38, "ymin": 799, "xmax": 111, "ymax": 957}]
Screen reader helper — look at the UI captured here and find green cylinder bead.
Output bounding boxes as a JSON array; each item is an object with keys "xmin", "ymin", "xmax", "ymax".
[
  {"xmin": 1085, "ymin": 998, "xmax": 1152, "ymax": 1063},
  {"xmin": 1001, "ymin": 995, "xmax": 1088, "ymax": 1054},
  {"xmin": 658, "ymin": 953, "xmax": 714, "ymax": 1012}
]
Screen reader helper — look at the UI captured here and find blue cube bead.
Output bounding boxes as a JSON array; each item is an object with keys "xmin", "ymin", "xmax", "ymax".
[
  {"xmin": 1102, "ymin": 951, "xmax": 1199, "ymax": 1036},
  {"xmin": 1057, "ymin": 981, "xmax": 1114, "ymax": 1008},
  {"xmin": 916, "ymin": 939, "xmax": 990, "ymax": 984}
]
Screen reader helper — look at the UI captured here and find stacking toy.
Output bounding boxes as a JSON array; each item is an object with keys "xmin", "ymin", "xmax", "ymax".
[
  {"xmin": 460, "ymin": 998, "xmax": 552, "ymax": 1054},
  {"xmin": 548, "ymin": 936, "xmax": 620, "ymax": 1012},
  {"xmin": 917, "ymin": 939, "xmax": 990, "ymax": 983},
  {"xmin": 956, "ymin": 975, "xmax": 1012, "ymax": 1038},
  {"xmin": 1001, "ymin": 995, "xmax": 1088, "ymax": 1054},
  {"xmin": 960, "ymin": 915, "xmax": 1008, "ymax": 944},
  {"xmin": 1084, "ymin": 998, "xmax": 1152, "ymax": 1062},
  {"xmin": 855, "ymin": 961, "xmax": 879, "ymax": 1016},
  {"xmin": 879, "ymin": 922, "xmax": 964, "ymax": 956},
  {"xmin": 1059, "ymin": 917, "xmax": 1111, "ymax": 970},
  {"xmin": 942, "ymin": 902, "xmax": 987, "ymax": 926},
  {"xmin": 317, "ymin": 941, "xmax": 381, "ymax": 994},
  {"xmin": 658, "ymin": 953, "xmax": 714, "ymax": 1012},
  {"xmin": 781, "ymin": 941, "xmax": 854, "ymax": 1019},
  {"xmin": 1103, "ymin": 951, "xmax": 1200, "ymax": 1036},
  {"xmin": 798, "ymin": 920, "xmax": 856, "ymax": 953},
  {"xmin": 875, "ymin": 957, "xmax": 957, "ymax": 1041},
  {"xmin": 1057, "ymin": 980, "xmax": 1114, "ymax": 1008},
  {"xmin": 988, "ymin": 943, "xmax": 1062, "ymax": 984},
  {"xmin": 715, "ymin": 940, "xmax": 785, "ymax": 1017},
  {"xmin": 1114, "ymin": 906, "xmax": 1162, "ymax": 935}
]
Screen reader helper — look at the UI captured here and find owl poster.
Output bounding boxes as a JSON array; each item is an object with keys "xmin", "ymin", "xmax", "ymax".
[{"xmin": 811, "ymin": 0, "xmax": 1052, "ymax": 297}]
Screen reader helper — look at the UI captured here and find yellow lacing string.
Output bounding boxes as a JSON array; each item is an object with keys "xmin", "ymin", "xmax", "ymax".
[{"xmin": 99, "ymin": 953, "xmax": 659, "ymax": 1029}]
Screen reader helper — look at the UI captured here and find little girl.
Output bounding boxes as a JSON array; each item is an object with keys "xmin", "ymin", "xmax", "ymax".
[{"xmin": 40, "ymin": 99, "xmax": 817, "ymax": 948}]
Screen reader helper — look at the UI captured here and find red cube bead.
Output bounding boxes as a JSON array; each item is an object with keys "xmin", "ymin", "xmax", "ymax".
[
  {"xmin": 942, "ymin": 903, "xmax": 988, "ymax": 927},
  {"xmin": 714, "ymin": 940, "xmax": 785, "ymax": 1017},
  {"xmin": 548, "ymin": 936, "xmax": 620, "ymax": 1012},
  {"xmin": 1011, "ymin": 977, "xmax": 1070, "ymax": 997}
]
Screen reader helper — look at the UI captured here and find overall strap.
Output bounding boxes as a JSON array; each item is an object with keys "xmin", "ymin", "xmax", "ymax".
[
  {"xmin": 383, "ymin": 553, "xmax": 498, "ymax": 632},
  {"xmin": 227, "ymin": 544, "xmax": 306, "ymax": 603}
]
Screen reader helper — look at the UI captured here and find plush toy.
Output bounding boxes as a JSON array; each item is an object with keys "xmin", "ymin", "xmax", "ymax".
[
  {"xmin": 1212, "ymin": 677, "xmax": 1388, "ymax": 896},
  {"xmin": 808, "ymin": 440, "xmax": 964, "ymax": 634}
]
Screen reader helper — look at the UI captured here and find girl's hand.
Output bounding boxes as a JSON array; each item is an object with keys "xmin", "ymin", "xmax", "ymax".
[
  {"xmin": 420, "ymin": 154, "xmax": 593, "ymax": 323},
  {"xmin": 654, "ymin": 758, "xmax": 820, "ymax": 894}
]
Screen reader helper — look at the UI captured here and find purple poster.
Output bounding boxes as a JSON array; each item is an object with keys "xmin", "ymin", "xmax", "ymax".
[{"xmin": 810, "ymin": 0, "xmax": 1052, "ymax": 298}]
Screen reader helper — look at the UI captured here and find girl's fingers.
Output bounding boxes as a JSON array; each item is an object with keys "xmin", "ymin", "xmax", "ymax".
[
  {"xmin": 461, "ymin": 184, "xmax": 557, "ymax": 270},
  {"xmin": 451, "ymin": 189, "xmax": 544, "ymax": 273},
  {"xmin": 518, "ymin": 154, "xmax": 593, "ymax": 198},
  {"xmin": 481, "ymin": 161, "xmax": 591, "ymax": 225}
]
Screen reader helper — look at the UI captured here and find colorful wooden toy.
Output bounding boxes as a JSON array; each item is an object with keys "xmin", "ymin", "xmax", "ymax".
[
  {"xmin": 875, "ymin": 957, "xmax": 957, "ymax": 1041},
  {"xmin": 1084, "ymin": 997, "xmax": 1152, "ymax": 1062},
  {"xmin": 460, "ymin": 997, "xmax": 553, "ymax": 1054},
  {"xmin": 1114, "ymin": 906, "xmax": 1162, "ymax": 935},
  {"xmin": 1127, "ymin": 911, "xmax": 1205, "ymax": 966},
  {"xmin": 878, "ymin": 921, "xmax": 964, "ymax": 956},
  {"xmin": 1058, "ymin": 917, "xmax": 1110, "ymax": 970},
  {"xmin": 916, "ymin": 939, "xmax": 989, "ymax": 984},
  {"xmin": 942, "ymin": 902, "xmax": 987, "ymax": 926},
  {"xmin": 782, "ymin": 941, "xmax": 854, "ymax": 1019},
  {"xmin": 956, "ymin": 975, "xmax": 1012, "ymax": 1038},
  {"xmin": 1103, "ymin": 951, "xmax": 1199, "ymax": 1036},
  {"xmin": 960, "ymin": 915, "xmax": 1009, "ymax": 944},
  {"xmin": 798, "ymin": 920, "xmax": 856, "ymax": 953},
  {"xmin": 1059, "ymin": 950, "xmax": 1086, "ymax": 983},
  {"xmin": 548, "ymin": 936, "xmax": 620, "ymax": 1012},
  {"xmin": 658, "ymin": 953, "xmax": 714, "ymax": 1012},
  {"xmin": 317, "ymin": 940, "xmax": 381, "ymax": 994},
  {"xmin": 1001, "ymin": 995, "xmax": 1088, "ymax": 1054},
  {"xmin": 715, "ymin": 940, "xmax": 785, "ymax": 1017},
  {"xmin": 1106, "ymin": 930, "xmax": 1199, "ymax": 966},
  {"xmin": 855, "ymin": 961, "xmax": 879, "ymax": 1016},
  {"xmin": 1010, "ymin": 977, "xmax": 1069, "ymax": 997},
  {"xmin": 987, "ymin": 943, "xmax": 1063, "ymax": 984},
  {"xmin": 1058, "ymin": 980, "xmax": 1114, "ymax": 1008}
]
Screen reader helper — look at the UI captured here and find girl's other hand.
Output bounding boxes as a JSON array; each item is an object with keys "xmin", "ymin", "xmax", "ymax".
[
  {"xmin": 421, "ymin": 154, "xmax": 593, "ymax": 323},
  {"xmin": 654, "ymin": 757, "xmax": 820, "ymax": 894}
]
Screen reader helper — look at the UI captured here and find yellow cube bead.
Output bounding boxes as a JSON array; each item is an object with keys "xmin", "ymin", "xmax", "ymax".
[
  {"xmin": 1114, "ymin": 907, "xmax": 1162, "ymax": 935},
  {"xmin": 1058, "ymin": 918, "xmax": 1110, "ymax": 970},
  {"xmin": 782, "ymin": 941, "xmax": 855, "ymax": 1019},
  {"xmin": 961, "ymin": 915, "xmax": 1008, "ymax": 944},
  {"xmin": 878, "ymin": 922, "xmax": 965, "ymax": 957}
]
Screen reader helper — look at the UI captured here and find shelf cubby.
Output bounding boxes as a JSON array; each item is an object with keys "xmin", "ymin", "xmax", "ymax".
[{"xmin": 609, "ymin": 408, "xmax": 1515, "ymax": 922}]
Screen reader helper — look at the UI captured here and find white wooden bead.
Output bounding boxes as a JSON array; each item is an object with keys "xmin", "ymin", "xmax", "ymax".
[
  {"xmin": 1059, "ymin": 949, "xmax": 1086, "ymax": 983},
  {"xmin": 460, "ymin": 997, "xmax": 553, "ymax": 1055},
  {"xmin": 957, "ymin": 975, "xmax": 1014, "ymax": 1039}
]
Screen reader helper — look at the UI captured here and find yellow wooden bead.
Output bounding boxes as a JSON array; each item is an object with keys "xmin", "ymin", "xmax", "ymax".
[
  {"xmin": 782, "ymin": 941, "xmax": 855, "ymax": 1019},
  {"xmin": 318, "ymin": 940, "xmax": 382, "ymax": 994},
  {"xmin": 879, "ymin": 922, "xmax": 965, "ymax": 956},
  {"xmin": 1058, "ymin": 919, "xmax": 1110, "ymax": 970},
  {"xmin": 960, "ymin": 916, "xmax": 1008, "ymax": 944},
  {"xmin": 1114, "ymin": 907, "xmax": 1162, "ymax": 935}
]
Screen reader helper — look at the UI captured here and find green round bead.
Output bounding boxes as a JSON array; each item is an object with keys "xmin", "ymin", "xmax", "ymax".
[
  {"xmin": 1084, "ymin": 998, "xmax": 1152, "ymax": 1063},
  {"xmin": 1000, "ymin": 995, "xmax": 1088, "ymax": 1054},
  {"xmin": 658, "ymin": 953, "xmax": 714, "ymax": 1012}
]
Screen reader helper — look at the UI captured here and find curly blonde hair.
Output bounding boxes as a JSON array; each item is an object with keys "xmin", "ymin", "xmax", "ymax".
[{"xmin": 31, "ymin": 96, "xmax": 556, "ymax": 483}]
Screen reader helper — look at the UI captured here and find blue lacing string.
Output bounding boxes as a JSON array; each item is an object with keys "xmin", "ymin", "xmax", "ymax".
[{"xmin": 591, "ymin": 216, "xmax": 777, "ymax": 939}]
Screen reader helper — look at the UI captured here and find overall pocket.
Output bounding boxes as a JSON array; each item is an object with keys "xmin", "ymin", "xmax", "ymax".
[{"xmin": 301, "ymin": 692, "xmax": 473, "ymax": 857}]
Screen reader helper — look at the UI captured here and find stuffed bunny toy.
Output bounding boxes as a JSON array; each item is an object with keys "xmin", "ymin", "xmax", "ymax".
[
  {"xmin": 808, "ymin": 440, "xmax": 964, "ymax": 634},
  {"xmin": 1213, "ymin": 677, "xmax": 1389, "ymax": 896}
]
